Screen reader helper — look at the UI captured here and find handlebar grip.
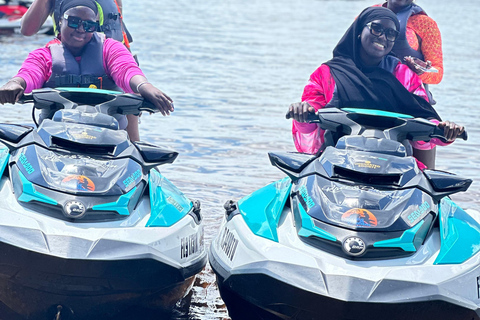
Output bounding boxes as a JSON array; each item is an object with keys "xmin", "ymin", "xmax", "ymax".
[
  {"xmin": 285, "ymin": 111, "xmax": 318, "ymax": 122},
  {"xmin": 139, "ymin": 100, "xmax": 158, "ymax": 113},
  {"xmin": 431, "ymin": 126, "xmax": 468, "ymax": 142},
  {"xmin": 459, "ymin": 130, "xmax": 468, "ymax": 141},
  {"xmin": 17, "ymin": 93, "xmax": 33, "ymax": 104}
]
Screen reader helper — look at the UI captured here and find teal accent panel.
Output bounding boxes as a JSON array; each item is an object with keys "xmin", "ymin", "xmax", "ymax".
[
  {"xmin": 237, "ymin": 177, "xmax": 292, "ymax": 242},
  {"xmin": 342, "ymin": 108, "xmax": 413, "ymax": 119},
  {"xmin": 146, "ymin": 169, "xmax": 192, "ymax": 227},
  {"xmin": 17, "ymin": 171, "xmax": 57, "ymax": 205},
  {"xmin": 297, "ymin": 204, "xmax": 336, "ymax": 242},
  {"xmin": 56, "ymin": 87, "xmax": 122, "ymax": 95},
  {"xmin": 0, "ymin": 146, "xmax": 10, "ymax": 177},
  {"xmin": 434, "ymin": 198, "xmax": 480, "ymax": 265},
  {"xmin": 92, "ymin": 187, "xmax": 137, "ymax": 215},
  {"xmin": 373, "ymin": 220, "xmax": 424, "ymax": 252}
]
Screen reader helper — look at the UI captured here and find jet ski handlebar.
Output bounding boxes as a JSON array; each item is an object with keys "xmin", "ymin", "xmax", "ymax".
[
  {"xmin": 19, "ymin": 88, "xmax": 158, "ymax": 116},
  {"xmin": 299, "ymin": 107, "xmax": 468, "ymax": 143}
]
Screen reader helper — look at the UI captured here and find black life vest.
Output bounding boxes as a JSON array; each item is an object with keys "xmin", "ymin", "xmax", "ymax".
[{"xmin": 44, "ymin": 32, "xmax": 122, "ymax": 91}]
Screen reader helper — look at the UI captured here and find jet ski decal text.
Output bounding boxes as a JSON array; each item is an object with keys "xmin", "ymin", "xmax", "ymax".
[
  {"xmin": 123, "ymin": 169, "xmax": 142, "ymax": 188},
  {"xmin": 477, "ymin": 276, "xmax": 480, "ymax": 299},
  {"xmin": 167, "ymin": 196, "xmax": 184, "ymax": 212},
  {"xmin": 181, "ymin": 234, "xmax": 199, "ymax": 259},
  {"xmin": 299, "ymin": 185, "xmax": 315, "ymax": 209},
  {"xmin": 354, "ymin": 160, "xmax": 381, "ymax": 169},
  {"xmin": 19, "ymin": 153, "xmax": 34, "ymax": 174},
  {"xmin": 220, "ymin": 227, "xmax": 238, "ymax": 261},
  {"xmin": 41, "ymin": 153, "xmax": 118, "ymax": 170},
  {"xmin": 407, "ymin": 201, "xmax": 430, "ymax": 224},
  {"xmin": 72, "ymin": 131, "xmax": 97, "ymax": 140}
]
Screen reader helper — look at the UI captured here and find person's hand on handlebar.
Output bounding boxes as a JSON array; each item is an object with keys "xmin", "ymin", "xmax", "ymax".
[
  {"xmin": 138, "ymin": 84, "xmax": 174, "ymax": 116},
  {"xmin": 0, "ymin": 78, "xmax": 25, "ymax": 105},
  {"xmin": 286, "ymin": 101, "xmax": 315, "ymax": 122},
  {"xmin": 438, "ymin": 121, "xmax": 465, "ymax": 142},
  {"xmin": 131, "ymin": 76, "xmax": 174, "ymax": 116}
]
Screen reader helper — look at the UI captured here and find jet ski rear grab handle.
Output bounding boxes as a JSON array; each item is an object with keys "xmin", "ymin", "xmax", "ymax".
[{"xmin": 286, "ymin": 107, "xmax": 468, "ymax": 142}]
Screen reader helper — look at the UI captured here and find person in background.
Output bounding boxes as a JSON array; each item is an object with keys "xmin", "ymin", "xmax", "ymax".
[
  {"xmin": 375, "ymin": 0, "xmax": 444, "ymax": 166},
  {"xmin": 0, "ymin": 0, "xmax": 172, "ymax": 142},
  {"xmin": 286, "ymin": 7, "xmax": 463, "ymax": 170},
  {"xmin": 20, "ymin": 0, "xmax": 132, "ymax": 47},
  {"xmin": 376, "ymin": 0, "xmax": 442, "ymax": 97}
]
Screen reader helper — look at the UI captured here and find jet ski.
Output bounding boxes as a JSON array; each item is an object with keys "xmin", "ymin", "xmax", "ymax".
[
  {"xmin": 209, "ymin": 108, "xmax": 478, "ymax": 320},
  {"xmin": 0, "ymin": 87, "xmax": 207, "ymax": 319}
]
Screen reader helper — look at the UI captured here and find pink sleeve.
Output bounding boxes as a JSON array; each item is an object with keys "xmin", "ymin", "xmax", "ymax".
[
  {"xmin": 14, "ymin": 48, "xmax": 52, "ymax": 93},
  {"xmin": 393, "ymin": 63, "xmax": 429, "ymax": 102},
  {"xmin": 103, "ymin": 38, "xmax": 145, "ymax": 93},
  {"xmin": 292, "ymin": 65, "xmax": 335, "ymax": 154}
]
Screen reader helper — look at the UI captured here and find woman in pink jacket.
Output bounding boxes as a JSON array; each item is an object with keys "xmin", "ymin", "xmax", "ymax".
[
  {"xmin": 0, "ymin": 0, "xmax": 172, "ymax": 141},
  {"xmin": 286, "ymin": 7, "xmax": 463, "ymax": 169}
]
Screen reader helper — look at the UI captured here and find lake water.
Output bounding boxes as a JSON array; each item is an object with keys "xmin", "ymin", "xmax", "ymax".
[{"xmin": 1, "ymin": 0, "xmax": 479, "ymax": 319}]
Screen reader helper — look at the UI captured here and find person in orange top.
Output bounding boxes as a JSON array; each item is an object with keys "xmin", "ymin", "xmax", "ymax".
[
  {"xmin": 376, "ymin": 1, "xmax": 443, "ymax": 87},
  {"xmin": 375, "ymin": 0, "xmax": 443, "ymax": 167}
]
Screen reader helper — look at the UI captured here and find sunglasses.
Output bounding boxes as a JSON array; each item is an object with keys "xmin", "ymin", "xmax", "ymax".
[
  {"xmin": 365, "ymin": 22, "xmax": 399, "ymax": 42},
  {"xmin": 63, "ymin": 14, "xmax": 98, "ymax": 32}
]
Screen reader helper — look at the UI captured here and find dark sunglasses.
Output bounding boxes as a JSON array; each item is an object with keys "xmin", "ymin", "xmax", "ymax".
[
  {"xmin": 63, "ymin": 14, "xmax": 98, "ymax": 32},
  {"xmin": 365, "ymin": 22, "xmax": 399, "ymax": 42}
]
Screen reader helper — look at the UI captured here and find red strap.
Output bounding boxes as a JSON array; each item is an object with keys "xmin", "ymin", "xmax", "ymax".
[{"xmin": 112, "ymin": 0, "xmax": 130, "ymax": 48}]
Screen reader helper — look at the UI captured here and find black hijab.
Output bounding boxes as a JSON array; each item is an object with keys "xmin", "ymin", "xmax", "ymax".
[{"xmin": 324, "ymin": 7, "xmax": 440, "ymax": 120}]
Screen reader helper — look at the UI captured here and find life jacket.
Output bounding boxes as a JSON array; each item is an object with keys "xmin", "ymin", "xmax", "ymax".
[
  {"xmin": 44, "ymin": 32, "xmax": 122, "ymax": 91},
  {"xmin": 53, "ymin": 0, "xmax": 124, "ymax": 42},
  {"xmin": 42, "ymin": 33, "xmax": 128, "ymax": 129},
  {"xmin": 391, "ymin": 3, "xmax": 426, "ymax": 61}
]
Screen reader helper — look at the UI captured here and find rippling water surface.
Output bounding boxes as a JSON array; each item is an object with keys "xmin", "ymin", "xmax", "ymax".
[{"xmin": 1, "ymin": 0, "xmax": 479, "ymax": 318}]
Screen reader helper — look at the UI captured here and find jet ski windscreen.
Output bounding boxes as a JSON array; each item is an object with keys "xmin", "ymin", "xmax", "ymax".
[{"xmin": 14, "ymin": 145, "xmax": 142, "ymax": 195}]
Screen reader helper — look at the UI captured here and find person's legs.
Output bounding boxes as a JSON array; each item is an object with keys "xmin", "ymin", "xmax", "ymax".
[{"xmin": 413, "ymin": 147, "xmax": 436, "ymax": 170}]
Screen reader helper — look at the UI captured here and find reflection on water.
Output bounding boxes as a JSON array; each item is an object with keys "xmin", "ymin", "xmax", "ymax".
[{"xmin": 0, "ymin": 0, "xmax": 479, "ymax": 319}]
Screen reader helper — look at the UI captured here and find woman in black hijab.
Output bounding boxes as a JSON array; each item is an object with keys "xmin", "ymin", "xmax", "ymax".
[{"xmin": 287, "ymin": 7, "xmax": 463, "ymax": 169}]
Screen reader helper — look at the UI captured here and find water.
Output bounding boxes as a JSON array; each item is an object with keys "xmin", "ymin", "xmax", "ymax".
[{"xmin": 1, "ymin": 0, "xmax": 479, "ymax": 319}]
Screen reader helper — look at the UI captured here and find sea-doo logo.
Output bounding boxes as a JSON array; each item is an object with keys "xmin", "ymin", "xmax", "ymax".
[
  {"xmin": 19, "ymin": 153, "xmax": 35, "ymax": 174},
  {"xmin": 123, "ymin": 169, "xmax": 142, "ymax": 188},
  {"xmin": 343, "ymin": 237, "xmax": 366, "ymax": 256},
  {"xmin": 407, "ymin": 201, "xmax": 431, "ymax": 224},
  {"xmin": 63, "ymin": 200, "xmax": 87, "ymax": 219},
  {"xmin": 181, "ymin": 234, "xmax": 199, "ymax": 259},
  {"xmin": 299, "ymin": 185, "xmax": 315, "ymax": 209},
  {"xmin": 220, "ymin": 227, "xmax": 239, "ymax": 261}
]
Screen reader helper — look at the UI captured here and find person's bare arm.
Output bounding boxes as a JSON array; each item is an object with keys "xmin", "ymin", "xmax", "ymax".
[{"xmin": 20, "ymin": 0, "xmax": 55, "ymax": 36}]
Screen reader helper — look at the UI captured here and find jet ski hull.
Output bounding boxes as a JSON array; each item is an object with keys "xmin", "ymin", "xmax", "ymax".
[
  {"xmin": 0, "ymin": 240, "xmax": 205, "ymax": 320},
  {"xmin": 210, "ymin": 211, "xmax": 480, "ymax": 320},
  {"xmin": 0, "ymin": 177, "xmax": 206, "ymax": 319}
]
